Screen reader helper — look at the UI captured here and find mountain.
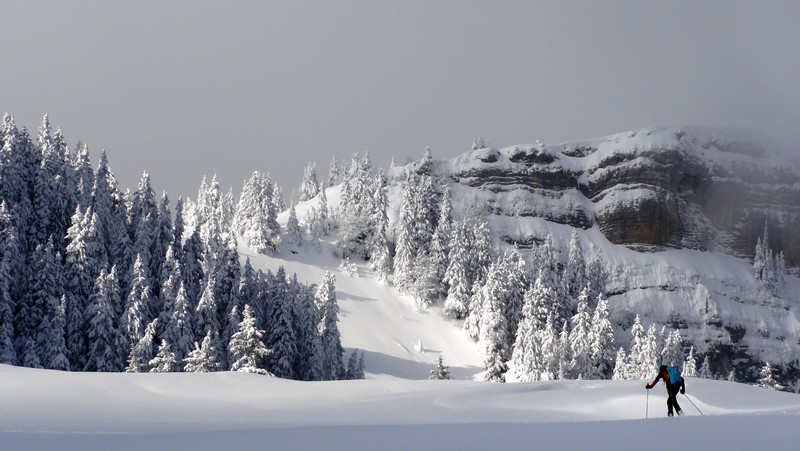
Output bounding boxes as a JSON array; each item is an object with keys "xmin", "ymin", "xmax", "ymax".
[{"xmin": 372, "ymin": 127, "xmax": 800, "ymax": 383}]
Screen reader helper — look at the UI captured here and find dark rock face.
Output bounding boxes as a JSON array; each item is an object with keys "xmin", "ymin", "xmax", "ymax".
[{"xmin": 448, "ymin": 128, "xmax": 800, "ymax": 268}]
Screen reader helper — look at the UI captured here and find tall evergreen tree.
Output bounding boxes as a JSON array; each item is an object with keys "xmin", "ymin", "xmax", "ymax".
[
  {"xmin": 369, "ymin": 170, "xmax": 392, "ymax": 282},
  {"xmin": 162, "ymin": 282, "xmax": 195, "ymax": 362},
  {"xmin": 85, "ymin": 268, "xmax": 124, "ymax": 372},
  {"xmin": 683, "ymin": 346, "xmax": 698, "ymax": 378},
  {"xmin": 121, "ymin": 255, "xmax": 152, "ymax": 353},
  {"xmin": 443, "ymin": 219, "xmax": 471, "ymax": 319},
  {"xmin": 316, "ymin": 271, "xmax": 344, "ymax": 380},
  {"xmin": 298, "ymin": 162, "xmax": 320, "ymax": 201},
  {"xmin": 589, "ymin": 293, "xmax": 615, "ymax": 379},
  {"xmin": 195, "ymin": 273, "xmax": 221, "ymax": 340},
  {"xmin": 285, "ymin": 203, "xmax": 302, "ymax": 251},
  {"xmin": 266, "ymin": 274, "xmax": 297, "ymax": 379},
  {"xmin": 229, "ymin": 305, "xmax": 270, "ymax": 374},
  {"xmin": 568, "ymin": 288, "xmax": 593, "ymax": 379},
  {"xmin": 661, "ymin": 329, "xmax": 684, "ymax": 367},
  {"xmin": 46, "ymin": 295, "xmax": 70, "ymax": 371}
]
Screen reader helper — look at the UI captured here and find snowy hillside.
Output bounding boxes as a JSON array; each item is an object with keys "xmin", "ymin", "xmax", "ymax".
[{"xmin": 3, "ymin": 364, "xmax": 800, "ymax": 450}]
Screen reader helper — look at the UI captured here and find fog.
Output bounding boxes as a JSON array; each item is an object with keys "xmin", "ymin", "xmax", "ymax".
[{"xmin": 1, "ymin": 1, "xmax": 798, "ymax": 199}]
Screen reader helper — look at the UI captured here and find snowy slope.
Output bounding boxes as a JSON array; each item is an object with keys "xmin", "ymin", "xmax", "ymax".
[{"xmin": 3, "ymin": 364, "xmax": 800, "ymax": 450}]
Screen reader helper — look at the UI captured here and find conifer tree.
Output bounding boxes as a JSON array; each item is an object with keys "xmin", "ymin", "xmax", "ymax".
[
  {"xmin": 661, "ymin": 329, "xmax": 684, "ymax": 367},
  {"xmin": 538, "ymin": 314, "xmax": 560, "ymax": 380},
  {"xmin": 0, "ymin": 225, "xmax": 17, "ymax": 364},
  {"xmin": 181, "ymin": 228, "xmax": 205, "ymax": 307},
  {"xmin": 479, "ymin": 261, "xmax": 510, "ymax": 382},
  {"xmin": 285, "ymin": 203, "xmax": 302, "ymax": 251},
  {"xmin": 149, "ymin": 339, "xmax": 181, "ymax": 373},
  {"xmin": 428, "ymin": 185, "xmax": 452, "ymax": 300},
  {"xmin": 195, "ymin": 273, "xmax": 221, "ymax": 340},
  {"xmin": 316, "ymin": 271, "xmax": 345, "ymax": 380},
  {"xmin": 126, "ymin": 319, "xmax": 157, "ymax": 373},
  {"xmin": 184, "ymin": 330, "xmax": 224, "ymax": 373},
  {"xmin": 369, "ymin": 170, "xmax": 392, "ymax": 282},
  {"xmin": 757, "ymin": 361, "xmax": 783, "ymax": 390},
  {"xmin": 328, "ymin": 155, "xmax": 342, "ymax": 186},
  {"xmin": 699, "ymin": 356, "xmax": 712, "ymax": 379},
  {"xmin": 291, "ymin": 278, "xmax": 323, "ymax": 381},
  {"xmin": 612, "ymin": 348, "xmax": 629, "ymax": 380},
  {"xmin": 46, "ymin": 295, "xmax": 70, "ymax": 371},
  {"xmin": 568, "ymin": 288, "xmax": 593, "ymax": 379},
  {"xmin": 683, "ymin": 346, "xmax": 697, "ymax": 377},
  {"xmin": 121, "ymin": 255, "xmax": 152, "ymax": 352},
  {"xmin": 85, "ymin": 268, "xmax": 124, "ymax": 372},
  {"xmin": 298, "ymin": 162, "xmax": 320, "ymax": 201},
  {"xmin": 162, "ymin": 282, "xmax": 195, "ymax": 362},
  {"xmin": 430, "ymin": 355, "xmax": 452, "ymax": 380},
  {"xmin": 589, "ymin": 293, "xmax": 615, "ymax": 379},
  {"xmin": 267, "ymin": 283, "xmax": 297, "ymax": 379},
  {"xmin": 229, "ymin": 305, "xmax": 270, "ymax": 375},
  {"xmin": 442, "ymin": 219, "xmax": 471, "ymax": 319},
  {"xmin": 22, "ymin": 338, "xmax": 42, "ymax": 369},
  {"xmin": 638, "ymin": 324, "xmax": 659, "ymax": 379},
  {"xmin": 510, "ymin": 283, "xmax": 546, "ymax": 382},
  {"xmin": 562, "ymin": 229, "xmax": 587, "ymax": 310}
]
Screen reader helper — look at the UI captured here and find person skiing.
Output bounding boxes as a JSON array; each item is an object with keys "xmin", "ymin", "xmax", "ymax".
[{"xmin": 646, "ymin": 364, "xmax": 685, "ymax": 417}]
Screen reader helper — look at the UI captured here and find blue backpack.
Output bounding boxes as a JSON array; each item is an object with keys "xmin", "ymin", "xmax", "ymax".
[{"xmin": 666, "ymin": 365, "xmax": 683, "ymax": 384}]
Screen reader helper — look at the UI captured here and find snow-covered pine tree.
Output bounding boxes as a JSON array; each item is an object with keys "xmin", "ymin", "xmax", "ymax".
[
  {"xmin": 568, "ymin": 287, "xmax": 593, "ymax": 379},
  {"xmin": 229, "ymin": 305, "xmax": 270, "ymax": 375},
  {"xmin": 149, "ymin": 339, "xmax": 181, "ymax": 373},
  {"xmin": 121, "ymin": 255, "xmax": 153, "ymax": 354},
  {"xmin": 290, "ymin": 276, "xmax": 323, "ymax": 381},
  {"xmin": 638, "ymin": 324, "xmax": 659, "ymax": 379},
  {"xmin": 683, "ymin": 346, "xmax": 697, "ymax": 377},
  {"xmin": 392, "ymin": 177, "xmax": 417, "ymax": 293},
  {"xmin": 369, "ymin": 169, "xmax": 392, "ymax": 283},
  {"xmin": 510, "ymin": 283, "xmax": 546, "ymax": 382},
  {"xmin": 0, "ymin": 218, "xmax": 17, "ymax": 364},
  {"xmin": 195, "ymin": 272, "xmax": 221, "ymax": 340},
  {"xmin": 699, "ymin": 356, "xmax": 712, "ymax": 379},
  {"xmin": 344, "ymin": 349, "xmax": 362, "ymax": 380},
  {"xmin": 443, "ymin": 219, "xmax": 471, "ymax": 319},
  {"xmin": 46, "ymin": 295, "xmax": 70, "ymax": 371},
  {"xmin": 184, "ymin": 330, "xmax": 225, "ymax": 373},
  {"xmin": 428, "ymin": 185, "xmax": 451, "ymax": 300},
  {"xmin": 502, "ymin": 248, "xmax": 528, "ymax": 346},
  {"xmin": 479, "ymin": 260, "xmax": 511, "ymax": 382},
  {"xmin": 28, "ymin": 238, "xmax": 64, "ymax": 366},
  {"xmin": 298, "ymin": 162, "xmax": 320, "ymax": 202},
  {"xmin": 316, "ymin": 271, "xmax": 345, "ymax": 380},
  {"xmin": 266, "ymin": 275, "xmax": 297, "ymax": 379},
  {"xmin": 589, "ymin": 293, "xmax": 615, "ymax": 379},
  {"xmin": 84, "ymin": 268, "xmax": 124, "ymax": 372},
  {"xmin": 429, "ymin": 355, "xmax": 452, "ymax": 380},
  {"xmin": 22, "ymin": 338, "xmax": 42, "ymax": 369},
  {"xmin": 661, "ymin": 329, "xmax": 684, "ymax": 367},
  {"xmin": 151, "ymin": 191, "xmax": 174, "ymax": 300},
  {"xmin": 612, "ymin": 348, "xmax": 629, "ymax": 380},
  {"xmin": 285, "ymin": 203, "xmax": 302, "ymax": 252},
  {"xmin": 538, "ymin": 314, "xmax": 559, "ymax": 381},
  {"xmin": 235, "ymin": 171, "xmax": 280, "ymax": 254},
  {"xmin": 126, "ymin": 319, "xmax": 157, "ymax": 373},
  {"xmin": 327, "ymin": 155, "xmax": 342, "ymax": 186},
  {"xmin": 162, "ymin": 282, "xmax": 195, "ymax": 363},
  {"xmin": 757, "ymin": 361, "xmax": 784, "ymax": 390},
  {"xmin": 562, "ymin": 229, "xmax": 587, "ymax": 310},
  {"xmin": 628, "ymin": 315, "xmax": 646, "ymax": 378},
  {"xmin": 181, "ymin": 227, "xmax": 205, "ymax": 307}
]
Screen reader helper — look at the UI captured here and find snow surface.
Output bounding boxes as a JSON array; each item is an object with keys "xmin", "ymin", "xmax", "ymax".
[{"xmin": 3, "ymin": 364, "xmax": 800, "ymax": 450}]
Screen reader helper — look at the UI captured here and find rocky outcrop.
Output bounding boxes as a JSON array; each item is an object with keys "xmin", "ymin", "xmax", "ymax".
[{"xmin": 446, "ymin": 127, "xmax": 800, "ymax": 268}]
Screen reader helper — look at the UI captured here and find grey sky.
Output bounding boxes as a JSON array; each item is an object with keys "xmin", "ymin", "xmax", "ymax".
[{"xmin": 1, "ymin": 1, "xmax": 798, "ymax": 200}]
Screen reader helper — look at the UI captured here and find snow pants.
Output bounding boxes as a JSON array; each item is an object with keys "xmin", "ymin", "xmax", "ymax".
[{"xmin": 666, "ymin": 383, "xmax": 682, "ymax": 415}]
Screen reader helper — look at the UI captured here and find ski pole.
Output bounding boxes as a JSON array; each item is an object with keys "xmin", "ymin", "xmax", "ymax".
[
  {"xmin": 683, "ymin": 394, "xmax": 704, "ymax": 416},
  {"xmin": 646, "ymin": 389, "xmax": 649, "ymax": 419}
]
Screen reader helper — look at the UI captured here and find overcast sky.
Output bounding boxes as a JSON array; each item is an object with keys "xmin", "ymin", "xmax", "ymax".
[{"xmin": 1, "ymin": 1, "xmax": 798, "ymax": 200}]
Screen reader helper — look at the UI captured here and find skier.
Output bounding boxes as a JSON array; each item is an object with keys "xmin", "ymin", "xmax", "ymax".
[{"xmin": 646, "ymin": 364, "xmax": 685, "ymax": 417}]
